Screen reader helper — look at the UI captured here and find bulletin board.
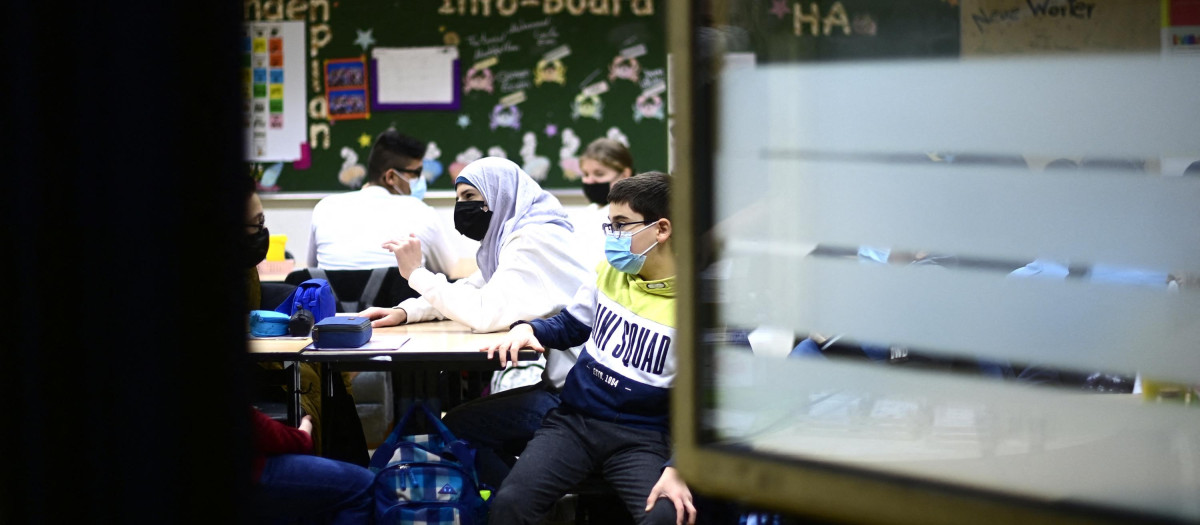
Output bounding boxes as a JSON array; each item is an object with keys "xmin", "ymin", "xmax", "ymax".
[
  {"xmin": 960, "ymin": 0, "xmax": 1159, "ymax": 56},
  {"xmin": 725, "ymin": 0, "xmax": 1163, "ymax": 63},
  {"xmin": 728, "ymin": 0, "xmax": 962, "ymax": 64},
  {"xmin": 242, "ymin": 0, "xmax": 668, "ymax": 193}
]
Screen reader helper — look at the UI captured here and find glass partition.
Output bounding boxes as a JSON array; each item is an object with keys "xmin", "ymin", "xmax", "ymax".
[{"xmin": 678, "ymin": 0, "xmax": 1200, "ymax": 522}]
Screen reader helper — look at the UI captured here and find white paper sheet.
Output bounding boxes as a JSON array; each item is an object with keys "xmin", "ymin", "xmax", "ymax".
[{"xmin": 373, "ymin": 47, "xmax": 459, "ymax": 104}]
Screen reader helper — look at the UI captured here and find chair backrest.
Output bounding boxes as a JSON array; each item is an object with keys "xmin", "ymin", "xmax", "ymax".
[
  {"xmin": 259, "ymin": 282, "xmax": 298, "ymax": 312},
  {"xmin": 283, "ymin": 268, "xmax": 419, "ymax": 313}
]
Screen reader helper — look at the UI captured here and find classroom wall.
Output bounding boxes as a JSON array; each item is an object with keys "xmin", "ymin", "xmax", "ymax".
[{"xmin": 261, "ymin": 189, "xmax": 590, "ymax": 269}]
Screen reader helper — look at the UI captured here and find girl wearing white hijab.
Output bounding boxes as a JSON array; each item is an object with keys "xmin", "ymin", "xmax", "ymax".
[
  {"xmin": 361, "ymin": 156, "xmax": 592, "ymax": 352},
  {"xmin": 359, "ymin": 157, "xmax": 595, "ymax": 488}
]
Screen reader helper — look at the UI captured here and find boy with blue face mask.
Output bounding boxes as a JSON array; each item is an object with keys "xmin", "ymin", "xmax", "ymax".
[{"xmin": 482, "ymin": 172, "xmax": 695, "ymax": 525}]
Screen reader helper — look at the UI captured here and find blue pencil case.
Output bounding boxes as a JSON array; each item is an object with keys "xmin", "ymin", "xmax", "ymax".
[
  {"xmin": 249, "ymin": 310, "xmax": 291, "ymax": 337},
  {"xmin": 312, "ymin": 316, "xmax": 372, "ymax": 349}
]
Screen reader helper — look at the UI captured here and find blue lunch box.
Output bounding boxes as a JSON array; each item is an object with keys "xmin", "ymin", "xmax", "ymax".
[{"xmin": 311, "ymin": 316, "xmax": 373, "ymax": 349}]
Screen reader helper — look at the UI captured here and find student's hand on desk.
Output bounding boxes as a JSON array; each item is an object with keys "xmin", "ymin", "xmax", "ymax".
[
  {"xmin": 646, "ymin": 466, "xmax": 696, "ymax": 525},
  {"xmin": 359, "ymin": 307, "xmax": 407, "ymax": 327},
  {"xmin": 382, "ymin": 235, "xmax": 423, "ymax": 279},
  {"xmin": 483, "ymin": 323, "xmax": 544, "ymax": 368}
]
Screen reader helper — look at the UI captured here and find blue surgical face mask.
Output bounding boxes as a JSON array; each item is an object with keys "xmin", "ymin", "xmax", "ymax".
[
  {"xmin": 604, "ymin": 223, "xmax": 658, "ymax": 274},
  {"xmin": 408, "ymin": 174, "xmax": 427, "ymax": 200}
]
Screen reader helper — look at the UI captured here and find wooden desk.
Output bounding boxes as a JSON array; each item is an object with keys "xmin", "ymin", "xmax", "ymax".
[{"xmin": 249, "ymin": 320, "xmax": 536, "ymax": 450}]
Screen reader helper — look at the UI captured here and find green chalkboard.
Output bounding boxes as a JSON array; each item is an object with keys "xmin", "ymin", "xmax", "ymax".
[
  {"xmin": 721, "ymin": 0, "xmax": 960, "ymax": 63},
  {"xmin": 244, "ymin": 0, "xmax": 668, "ymax": 193}
]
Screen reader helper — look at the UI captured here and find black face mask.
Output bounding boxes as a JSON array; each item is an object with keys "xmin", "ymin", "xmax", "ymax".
[
  {"xmin": 581, "ymin": 181, "xmax": 610, "ymax": 206},
  {"xmin": 454, "ymin": 201, "xmax": 493, "ymax": 241},
  {"xmin": 240, "ymin": 227, "xmax": 270, "ymax": 268}
]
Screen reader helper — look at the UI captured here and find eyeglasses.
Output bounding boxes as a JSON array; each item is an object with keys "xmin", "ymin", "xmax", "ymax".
[
  {"xmin": 601, "ymin": 219, "xmax": 656, "ymax": 239},
  {"xmin": 246, "ymin": 219, "xmax": 266, "ymax": 234},
  {"xmin": 393, "ymin": 165, "xmax": 424, "ymax": 178}
]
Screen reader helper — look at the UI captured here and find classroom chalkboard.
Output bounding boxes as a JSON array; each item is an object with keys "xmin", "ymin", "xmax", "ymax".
[
  {"xmin": 725, "ymin": 0, "xmax": 961, "ymax": 64},
  {"xmin": 242, "ymin": 0, "xmax": 668, "ymax": 193},
  {"xmin": 721, "ymin": 0, "xmax": 1161, "ymax": 64}
]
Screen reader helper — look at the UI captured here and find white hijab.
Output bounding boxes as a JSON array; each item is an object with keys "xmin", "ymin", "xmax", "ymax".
[{"xmin": 456, "ymin": 157, "xmax": 574, "ymax": 280}]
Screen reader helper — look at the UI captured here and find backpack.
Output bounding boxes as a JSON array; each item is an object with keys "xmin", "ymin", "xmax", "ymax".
[
  {"xmin": 370, "ymin": 401, "xmax": 490, "ymax": 525},
  {"xmin": 273, "ymin": 278, "xmax": 335, "ymax": 323},
  {"xmin": 488, "ymin": 354, "xmax": 546, "ymax": 394}
]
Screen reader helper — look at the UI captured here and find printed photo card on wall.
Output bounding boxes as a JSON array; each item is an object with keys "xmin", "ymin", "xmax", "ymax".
[{"xmin": 325, "ymin": 57, "xmax": 370, "ymax": 121}]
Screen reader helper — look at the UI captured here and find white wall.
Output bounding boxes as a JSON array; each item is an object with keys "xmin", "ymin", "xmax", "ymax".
[{"xmin": 261, "ymin": 189, "xmax": 591, "ymax": 269}]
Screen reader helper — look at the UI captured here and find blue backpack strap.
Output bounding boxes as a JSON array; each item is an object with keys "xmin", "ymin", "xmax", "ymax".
[{"xmin": 370, "ymin": 400, "xmax": 460, "ymax": 471}]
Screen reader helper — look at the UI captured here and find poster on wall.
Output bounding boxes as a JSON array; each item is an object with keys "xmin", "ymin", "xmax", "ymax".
[
  {"xmin": 960, "ymin": 0, "xmax": 1160, "ymax": 56},
  {"xmin": 243, "ymin": 21, "xmax": 307, "ymax": 162},
  {"xmin": 371, "ymin": 46, "xmax": 461, "ymax": 110},
  {"xmin": 325, "ymin": 57, "xmax": 371, "ymax": 120},
  {"xmin": 1163, "ymin": 0, "xmax": 1200, "ymax": 56}
]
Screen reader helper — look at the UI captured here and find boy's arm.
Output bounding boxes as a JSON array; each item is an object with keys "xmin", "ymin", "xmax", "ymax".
[
  {"xmin": 523, "ymin": 308, "xmax": 592, "ymax": 350},
  {"xmin": 483, "ymin": 295, "xmax": 593, "ymax": 367},
  {"xmin": 251, "ymin": 409, "xmax": 313, "ymax": 456},
  {"xmin": 646, "ymin": 465, "xmax": 696, "ymax": 525}
]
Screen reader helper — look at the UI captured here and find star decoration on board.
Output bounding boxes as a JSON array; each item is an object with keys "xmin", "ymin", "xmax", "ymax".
[
  {"xmin": 544, "ymin": 124, "xmax": 558, "ymax": 137},
  {"xmin": 354, "ymin": 28, "xmax": 375, "ymax": 51},
  {"xmin": 457, "ymin": 114, "xmax": 471, "ymax": 129},
  {"xmin": 358, "ymin": 133, "xmax": 372, "ymax": 148},
  {"xmin": 769, "ymin": 0, "xmax": 790, "ymax": 19}
]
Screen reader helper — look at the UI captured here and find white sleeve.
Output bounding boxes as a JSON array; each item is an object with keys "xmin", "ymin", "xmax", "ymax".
[
  {"xmin": 396, "ymin": 269, "xmax": 486, "ymax": 324},
  {"xmin": 404, "ymin": 235, "xmax": 576, "ymax": 333}
]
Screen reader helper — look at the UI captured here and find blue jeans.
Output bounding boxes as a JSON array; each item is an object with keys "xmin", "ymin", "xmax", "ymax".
[
  {"xmin": 441, "ymin": 381, "xmax": 561, "ymax": 489},
  {"xmin": 254, "ymin": 453, "xmax": 375, "ymax": 525}
]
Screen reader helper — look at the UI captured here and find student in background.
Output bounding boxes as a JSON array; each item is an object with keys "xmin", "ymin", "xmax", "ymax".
[
  {"xmin": 250, "ymin": 408, "xmax": 375, "ymax": 525},
  {"xmin": 358, "ymin": 157, "xmax": 594, "ymax": 488},
  {"xmin": 483, "ymin": 173, "xmax": 694, "ymax": 525},
  {"xmin": 571, "ymin": 138, "xmax": 636, "ymax": 267},
  {"xmin": 242, "ymin": 175, "xmax": 270, "ymax": 310},
  {"xmin": 243, "ymin": 175, "xmax": 358, "ymax": 462},
  {"xmin": 308, "ymin": 129, "xmax": 456, "ymax": 273}
]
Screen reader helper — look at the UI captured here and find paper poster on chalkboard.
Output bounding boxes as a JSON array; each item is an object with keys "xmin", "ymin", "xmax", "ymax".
[
  {"xmin": 961, "ymin": 0, "xmax": 1159, "ymax": 56},
  {"xmin": 243, "ymin": 21, "xmax": 306, "ymax": 162},
  {"xmin": 371, "ymin": 46, "xmax": 461, "ymax": 110},
  {"xmin": 1164, "ymin": 0, "xmax": 1200, "ymax": 56}
]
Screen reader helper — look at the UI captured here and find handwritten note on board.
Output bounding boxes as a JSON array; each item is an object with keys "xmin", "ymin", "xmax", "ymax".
[
  {"xmin": 961, "ymin": 0, "xmax": 1159, "ymax": 56},
  {"xmin": 372, "ymin": 46, "xmax": 460, "ymax": 109}
]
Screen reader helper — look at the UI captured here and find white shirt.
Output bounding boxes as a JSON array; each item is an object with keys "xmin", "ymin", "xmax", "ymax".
[
  {"xmin": 397, "ymin": 223, "xmax": 596, "ymax": 388},
  {"xmin": 307, "ymin": 185, "xmax": 457, "ymax": 273}
]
